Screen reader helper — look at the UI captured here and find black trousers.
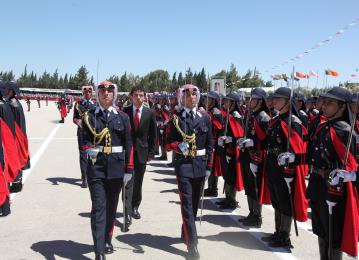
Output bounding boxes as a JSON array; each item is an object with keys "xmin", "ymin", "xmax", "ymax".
[
  {"xmin": 132, "ymin": 158, "xmax": 147, "ymax": 208},
  {"xmin": 307, "ymin": 174, "xmax": 345, "ymax": 249},
  {"xmin": 266, "ymin": 153, "xmax": 292, "ymax": 217},
  {"xmin": 125, "ymin": 156, "xmax": 147, "ymax": 214},
  {"xmin": 77, "ymin": 134, "xmax": 87, "ymax": 180},
  {"xmin": 176, "ymin": 175, "xmax": 204, "ymax": 248},
  {"xmin": 88, "ymin": 178, "xmax": 122, "ymax": 253}
]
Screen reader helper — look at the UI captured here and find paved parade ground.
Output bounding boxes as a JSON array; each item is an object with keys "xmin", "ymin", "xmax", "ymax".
[{"xmin": 0, "ymin": 101, "xmax": 355, "ymax": 260}]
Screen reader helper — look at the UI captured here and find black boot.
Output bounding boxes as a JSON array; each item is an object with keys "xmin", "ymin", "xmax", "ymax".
[
  {"xmin": 242, "ymin": 215, "xmax": 262, "ymax": 228},
  {"xmin": 104, "ymin": 242, "xmax": 114, "ymax": 254},
  {"xmin": 268, "ymin": 214, "xmax": 292, "ymax": 247},
  {"xmin": 331, "ymin": 248, "xmax": 343, "ymax": 260},
  {"xmin": 95, "ymin": 252, "xmax": 106, "ymax": 260},
  {"xmin": 204, "ymin": 188, "xmax": 218, "ymax": 197},
  {"xmin": 268, "ymin": 231, "xmax": 292, "ymax": 247},
  {"xmin": 261, "ymin": 209, "xmax": 281, "ymax": 242},
  {"xmin": 188, "ymin": 245, "xmax": 200, "ymax": 260},
  {"xmin": 238, "ymin": 212, "xmax": 254, "ymax": 223},
  {"xmin": 261, "ymin": 232, "xmax": 279, "ymax": 242},
  {"xmin": 81, "ymin": 178, "xmax": 88, "ymax": 188}
]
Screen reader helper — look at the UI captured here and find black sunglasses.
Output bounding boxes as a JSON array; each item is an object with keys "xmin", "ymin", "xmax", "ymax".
[{"xmin": 98, "ymin": 84, "xmax": 115, "ymax": 90}]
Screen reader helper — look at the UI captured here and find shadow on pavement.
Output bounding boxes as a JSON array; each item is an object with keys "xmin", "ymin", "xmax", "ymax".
[
  {"xmin": 46, "ymin": 177, "xmax": 82, "ymax": 187},
  {"xmin": 160, "ymin": 188, "xmax": 178, "ymax": 194},
  {"xmin": 116, "ymin": 233, "xmax": 187, "ymax": 258},
  {"xmin": 79, "ymin": 212, "xmax": 123, "ymax": 219},
  {"xmin": 201, "ymin": 214, "xmax": 241, "ymax": 228},
  {"xmin": 152, "ymin": 178, "xmax": 177, "ymax": 185},
  {"xmin": 31, "ymin": 240, "xmax": 93, "ymax": 260},
  {"xmin": 200, "ymin": 231, "xmax": 273, "ymax": 252},
  {"xmin": 150, "ymin": 169, "xmax": 175, "ymax": 176},
  {"xmin": 51, "ymin": 120, "xmax": 63, "ymax": 124}
]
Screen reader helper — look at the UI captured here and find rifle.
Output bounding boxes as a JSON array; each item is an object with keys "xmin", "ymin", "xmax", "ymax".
[{"xmin": 286, "ymin": 66, "xmax": 299, "ymax": 237}]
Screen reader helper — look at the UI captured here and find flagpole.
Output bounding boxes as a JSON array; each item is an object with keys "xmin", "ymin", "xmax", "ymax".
[
  {"xmin": 315, "ymin": 70, "xmax": 319, "ymax": 89},
  {"xmin": 325, "ymin": 74, "xmax": 328, "ymax": 89},
  {"xmin": 322, "ymin": 71, "xmax": 326, "ymax": 88},
  {"xmin": 306, "ymin": 76, "xmax": 310, "ymax": 90}
]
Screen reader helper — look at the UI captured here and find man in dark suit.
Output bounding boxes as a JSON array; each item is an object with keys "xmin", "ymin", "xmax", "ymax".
[{"xmin": 123, "ymin": 85, "xmax": 157, "ymax": 221}]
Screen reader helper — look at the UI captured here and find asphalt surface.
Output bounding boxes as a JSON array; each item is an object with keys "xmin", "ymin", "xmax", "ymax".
[{"xmin": 0, "ymin": 101, "xmax": 356, "ymax": 260}]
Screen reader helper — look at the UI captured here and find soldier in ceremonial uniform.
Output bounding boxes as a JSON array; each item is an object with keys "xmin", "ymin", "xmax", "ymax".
[
  {"xmin": 73, "ymin": 85, "xmax": 96, "ymax": 188},
  {"xmin": 165, "ymin": 84, "xmax": 213, "ymax": 260},
  {"xmin": 216, "ymin": 93, "xmax": 245, "ymax": 210},
  {"xmin": 58, "ymin": 95, "xmax": 67, "ymax": 123},
  {"xmin": 0, "ymin": 81, "xmax": 22, "ymax": 216},
  {"xmin": 36, "ymin": 96, "xmax": 41, "ymax": 108},
  {"xmin": 306, "ymin": 87, "xmax": 358, "ymax": 259},
  {"xmin": 266, "ymin": 93, "xmax": 279, "ymax": 118},
  {"xmin": 237, "ymin": 88, "xmax": 271, "ymax": 227},
  {"xmin": 26, "ymin": 96, "xmax": 31, "ymax": 112},
  {"xmin": 202, "ymin": 91, "xmax": 224, "ymax": 197},
  {"xmin": 155, "ymin": 94, "xmax": 171, "ymax": 160},
  {"xmin": 81, "ymin": 81, "xmax": 134, "ymax": 260},
  {"xmin": 261, "ymin": 87, "xmax": 308, "ymax": 248},
  {"xmin": 4, "ymin": 81, "xmax": 30, "ymax": 193},
  {"xmin": 294, "ymin": 92, "xmax": 309, "ymax": 127},
  {"xmin": 308, "ymin": 95, "xmax": 326, "ymax": 141}
]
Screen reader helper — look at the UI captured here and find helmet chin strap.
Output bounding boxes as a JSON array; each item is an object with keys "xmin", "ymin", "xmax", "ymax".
[
  {"xmin": 277, "ymin": 99, "xmax": 290, "ymax": 114},
  {"xmin": 326, "ymin": 104, "xmax": 344, "ymax": 120},
  {"xmin": 251, "ymin": 99, "xmax": 261, "ymax": 112}
]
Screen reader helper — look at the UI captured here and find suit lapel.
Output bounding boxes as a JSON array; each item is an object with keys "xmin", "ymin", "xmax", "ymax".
[
  {"xmin": 138, "ymin": 107, "xmax": 148, "ymax": 130},
  {"xmin": 127, "ymin": 105, "xmax": 135, "ymax": 131}
]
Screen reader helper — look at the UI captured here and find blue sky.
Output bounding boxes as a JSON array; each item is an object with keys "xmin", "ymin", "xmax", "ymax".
[{"xmin": 1, "ymin": 0, "xmax": 358, "ymax": 86}]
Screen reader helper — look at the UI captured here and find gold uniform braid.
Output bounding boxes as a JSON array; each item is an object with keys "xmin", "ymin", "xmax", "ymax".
[
  {"xmin": 83, "ymin": 111, "xmax": 111, "ymax": 149},
  {"xmin": 75, "ymin": 102, "xmax": 85, "ymax": 118},
  {"xmin": 172, "ymin": 114, "xmax": 197, "ymax": 158}
]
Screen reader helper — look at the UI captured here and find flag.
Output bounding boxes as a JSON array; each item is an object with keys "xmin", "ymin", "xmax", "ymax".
[
  {"xmin": 309, "ymin": 70, "xmax": 319, "ymax": 78},
  {"xmin": 271, "ymin": 74, "xmax": 282, "ymax": 80},
  {"xmin": 351, "ymin": 74, "xmax": 357, "ymax": 78},
  {"xmin": 296, "ymin": 72, "xmax": 309, "ymax": 79},
  {"xmin": 325, "ymin": 69, "xmax": 339, "ymax": 77}
]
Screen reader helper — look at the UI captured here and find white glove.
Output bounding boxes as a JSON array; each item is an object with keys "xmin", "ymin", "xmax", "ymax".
[
  {"xmin": 123, "ymin": 173, "xmax": 132, "ymax": 186},
  {"xmin": 205, "ymin": 170, "xmax": 211, "ymax": 181},
  {"xmin": 160, "ymin": 129, "xmax": 164, "ymax": 134},
  {"xmin": 328, "ymin": 169, "xmax": 357, "ymax": 186},
  {"xmin": 199, "ymin": 107, "xmax": 206, "ymax": 112},
  {"xmin": 156, "ymin": 104, "xmax": 161, "ymax": 109},
  {"xmin": 164, "ymin": 105, "xmax": 169, "ymax": 110},
  {"xmin": 218, "ymin": 136, "xmax": 227, "ymax": 147},
  {"xmin": 178, "ymin": 142, "xmax": 190, "ymax": 155},
  {"xmin": 212, "ymin": 107, "xmax": 221, "ymax": 115},
  {"xmin": 326, "ymin": 200, "xmax": 337, "ymax": 214},
  {"xmin": 232, "ymin": 111, "xmax": 241, "ymax": 119},
  {"xmin": 237, "ymin": 138, "xmax": 254, "ymax": 149},
  {"xmin": 77, "ymin": 119, "xmax": 82, "ymax": 127},
  {"xmin": 225, "ymin": 136, "xmax": 233, "ymax": 144},
  {"xmin": 278, "ymin": 152, "xmax": 295, "ymax": 166},
  {"xmin": 250, "ymin": 163, "xmax": 258, "ymax": 176},
  {"xmin": 86, "ymin": 148, "xmax": 99, "ymax": 159},
  {"xmin": 284, "ymin": 177, "xmax": 294, "ymax": 190},
  {"xmin": 174, "ymin": 105, "xmax": 180, "ymax": 112},
  {"xmin": 226, "ymin": 156, "xmax": 231, "ymax": 163}
]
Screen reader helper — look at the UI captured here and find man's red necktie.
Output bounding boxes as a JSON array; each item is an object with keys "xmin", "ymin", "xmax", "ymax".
[{"xmin": 134, "ymin": 108, "xmax": 140, "ymax": 130}]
